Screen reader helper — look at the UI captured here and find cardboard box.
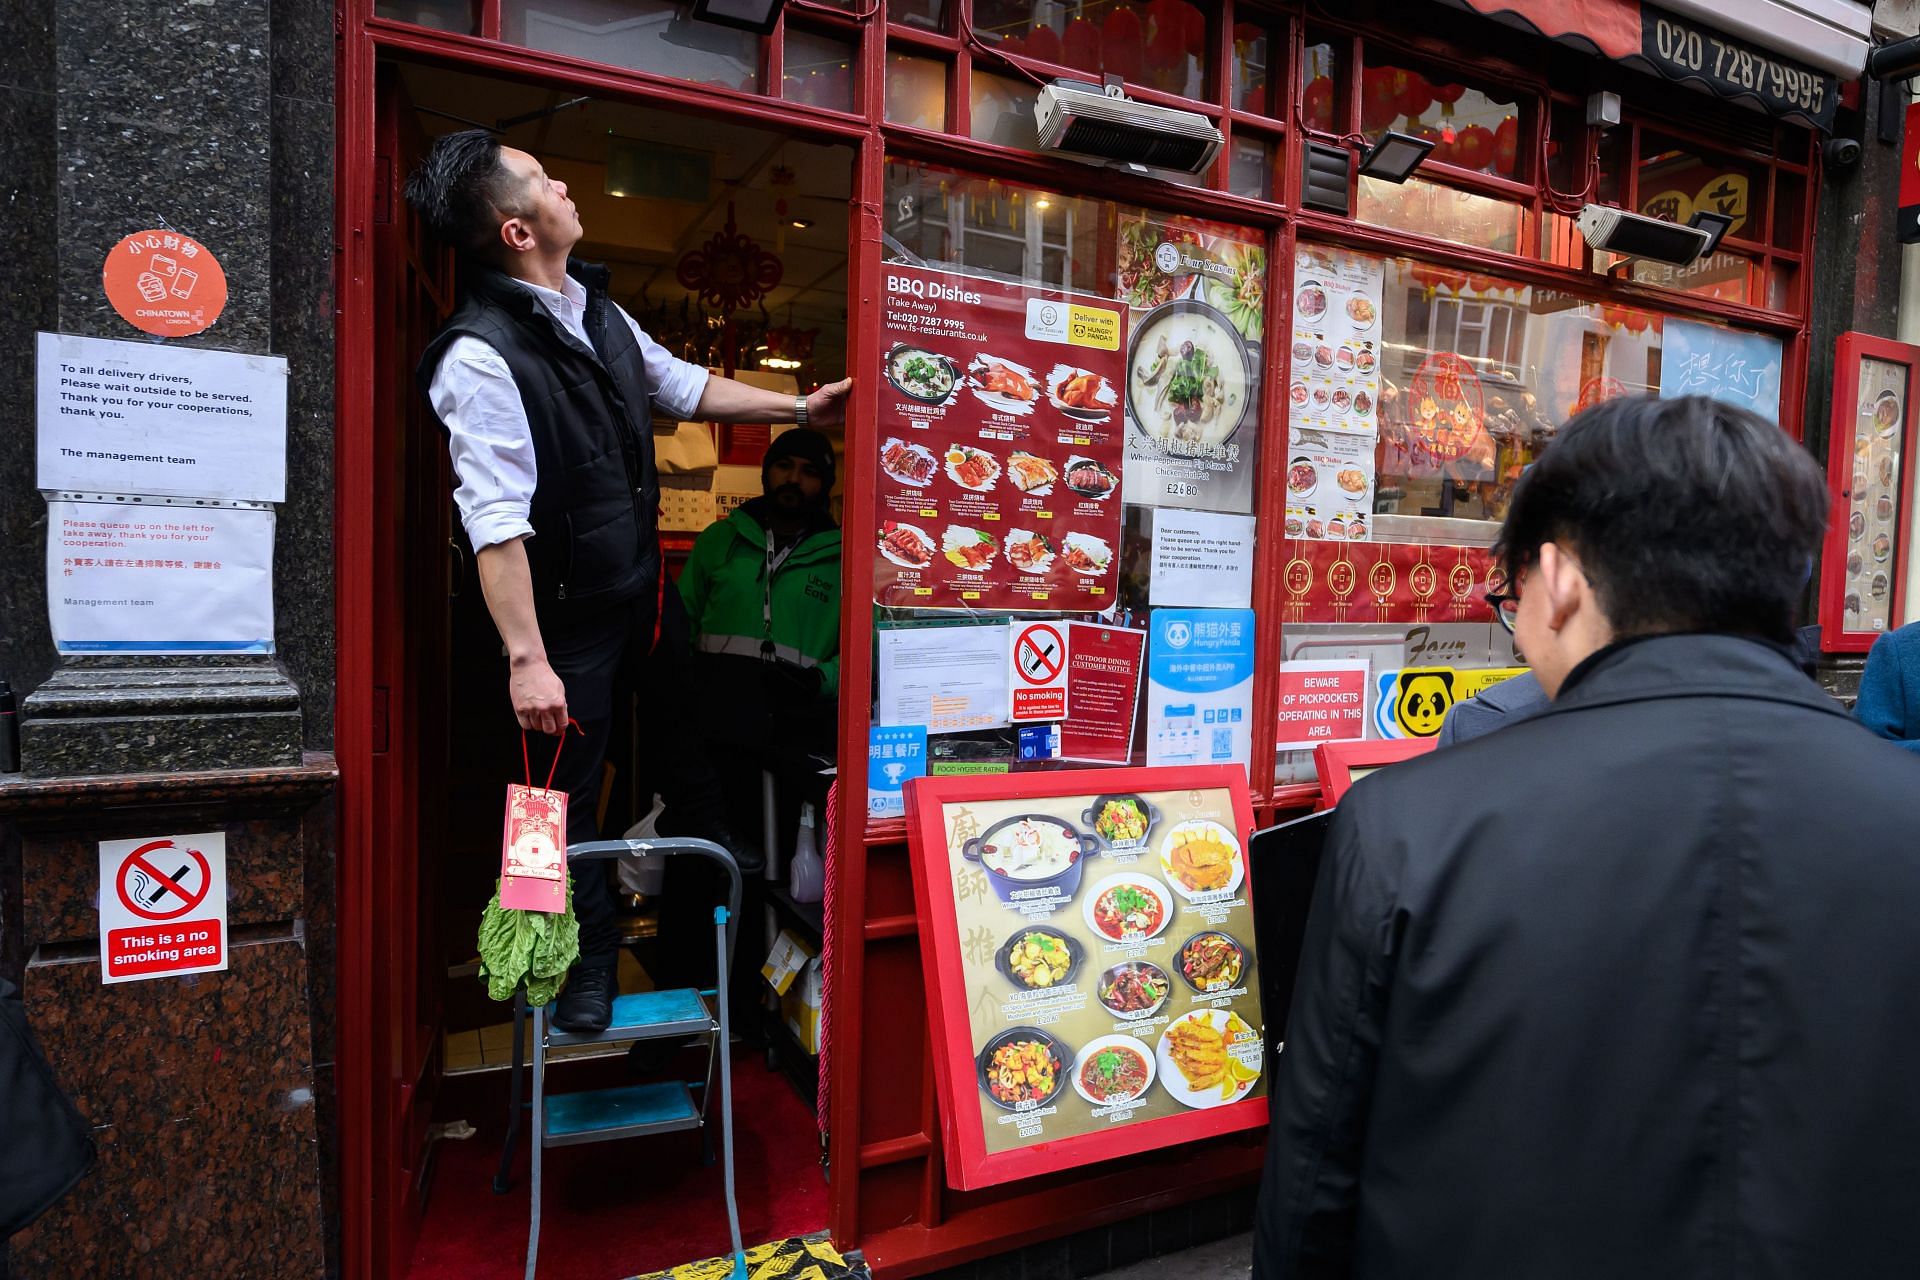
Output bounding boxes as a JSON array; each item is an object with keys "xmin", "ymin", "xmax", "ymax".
[
  {"xmin": 762, "ymin": 928, "xmax": 817, "ymax": 997},
  {"xmin": 781, "ymin": 955, "xmax": 823, "ymax": 1055}
]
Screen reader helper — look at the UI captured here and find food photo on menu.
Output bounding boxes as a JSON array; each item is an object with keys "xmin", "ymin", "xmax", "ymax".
[
  {"xmin": 1118, "ymin": 211, "xmax": 1266, "ymax": 515},
  {"xmin": 907, "ymin": 772, "xmax": 1268, "ymax": 1185}
]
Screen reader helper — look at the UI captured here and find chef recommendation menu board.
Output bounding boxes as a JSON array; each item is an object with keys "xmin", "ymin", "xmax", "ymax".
[
  {"xmin": 906, "ymin": 766, "xmax": 1266, "ymax": 1190},
  {"xmin": 874, "ymin": 265, "xmax": 1127, "ymax": 612}
]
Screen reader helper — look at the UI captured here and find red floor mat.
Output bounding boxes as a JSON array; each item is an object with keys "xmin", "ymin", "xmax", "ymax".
[{"xmin": 408, "ymin": 1049, "xmax": 828, "ymax": 1280}]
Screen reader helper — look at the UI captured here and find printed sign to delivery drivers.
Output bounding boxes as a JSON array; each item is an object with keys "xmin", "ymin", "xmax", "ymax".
[{"xmin": 97, "ymin": 832, "xmax": 229, "ymax": 984}]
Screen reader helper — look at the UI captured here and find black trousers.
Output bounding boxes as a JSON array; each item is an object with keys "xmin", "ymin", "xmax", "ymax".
[{"xmin": 522, "ymin": 584, "xmax": 725, "ymax": 968}]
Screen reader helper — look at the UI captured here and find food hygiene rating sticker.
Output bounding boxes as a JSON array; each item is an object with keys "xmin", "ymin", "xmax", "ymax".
[{"xmin": 1025, "ymin": 297, "xmax": 1120, "ymax": 351}]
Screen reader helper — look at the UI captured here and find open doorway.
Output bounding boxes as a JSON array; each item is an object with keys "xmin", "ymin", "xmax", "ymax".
[{"xmin": 371, "ymin": 56, "xmax": 853, "ymax": 1280}]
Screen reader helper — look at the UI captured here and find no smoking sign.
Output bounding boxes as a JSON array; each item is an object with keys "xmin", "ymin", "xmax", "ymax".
[
  {"xmin": 98, "ymin": 832, "xmax": 228, "ymax": 984},
  {"xmin": 1010, "ymin": 622, "xmax": 1069, "ymax": 723}
]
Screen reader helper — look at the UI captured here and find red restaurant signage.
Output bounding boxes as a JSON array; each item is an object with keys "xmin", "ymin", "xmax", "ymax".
[
  {"xmin": 873, "ymin": 265, "xmax": 1127, "ymax": 612},
  {"xmin": 1280, "ymin": 539, "xmax": 1498, "ymax": 624}
]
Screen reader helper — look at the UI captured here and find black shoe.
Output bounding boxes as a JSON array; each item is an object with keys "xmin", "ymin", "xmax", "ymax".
[{"xmin": 552, "ymin": 963, "xmax": 615, "ymax": 1034}]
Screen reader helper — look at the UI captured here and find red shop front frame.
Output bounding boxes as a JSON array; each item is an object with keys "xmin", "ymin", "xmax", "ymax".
[
  {"xmin": 1818, "ymin": 332, "xmax": 1920, "ymax": 652},
  {"xmin": 905, "ymin": 766, "xmax": 1265, "ymax": 1192}
]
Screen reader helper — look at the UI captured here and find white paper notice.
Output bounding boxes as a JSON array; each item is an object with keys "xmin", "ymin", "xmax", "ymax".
[
  {"xmin": 1150, "ymin": 509, "xmax": 1255, "ymax": 608},
  {"xmin": 48, "ymin": 499, "xmax": 274, "ymax": 654},
  {"xmin": 36, "ymin": 331, "xmax": 288, "ymax": 501},
  {"xmin": 877, "ymin": 623, "xmax": 1012, "ymax": 734}
]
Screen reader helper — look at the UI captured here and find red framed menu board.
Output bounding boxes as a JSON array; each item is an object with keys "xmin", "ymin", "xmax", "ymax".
[
  {"xmin": 905, "ymin": 766, "xmax": 1266, "ymax": 1191},
  {"xmin": 874, "ymin": 265, "xmax": 1127, "ymax": 612},
  {"xmin": 1819, "ymin": 332, "xmax": 1919, "ymax": 651}
]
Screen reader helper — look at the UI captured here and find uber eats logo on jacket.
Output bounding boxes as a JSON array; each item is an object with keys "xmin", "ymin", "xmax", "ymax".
[{"xmin": 804, "ymin": 572, "xmax": 832, "ymax": 603}]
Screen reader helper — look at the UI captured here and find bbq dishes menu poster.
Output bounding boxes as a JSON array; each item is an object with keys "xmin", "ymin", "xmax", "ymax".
[
  {"xmin": 875, "ymin": 265, "xmax": 1127, "ymax": 612},
  {"xmin": 906, "ymin": 766, "xmax": 1267, "ymax": 1190}
]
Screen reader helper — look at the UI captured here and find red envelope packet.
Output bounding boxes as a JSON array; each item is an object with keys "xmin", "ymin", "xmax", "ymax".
[
  {"xmin": 500, "ymin": 782, "xmax": 567, "ymax": 912},
  {"xmin": 500, "ymin": 724, "xmax": 578, "ymax": 914}
]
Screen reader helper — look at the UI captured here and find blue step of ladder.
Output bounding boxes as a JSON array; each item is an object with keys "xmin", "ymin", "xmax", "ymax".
[
  {"xmin": 544, "ymin": 987, "xmax": 714, "ymax": 1048},
  {"xmin": 542, "ymin": 1081, "xmax": 702, "ymax": 1147}
]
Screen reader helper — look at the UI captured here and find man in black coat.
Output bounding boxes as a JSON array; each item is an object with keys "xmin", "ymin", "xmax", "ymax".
[{"xmin": 1255, "ymin": 395, "xmax": 1920, "ymax": 1279}]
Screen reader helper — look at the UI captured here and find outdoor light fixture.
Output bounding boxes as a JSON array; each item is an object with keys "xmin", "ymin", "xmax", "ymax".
[
  {"xmin": 789, "ymin": 217, "xmax": 814, "ymax": 229},
  {"xmin": 690, "ymin": 0, "xmax": 785, "ymax": 35},
  {"xmin": 1576, "ymin": 204, "xmax": 1713, "ymax": 266},
  {"xmin": 1357, "ymin": 130, "xmax": 1435, "ymax": 184},
  {"xmin": 1687, "ymin": 209, "xmax": 1734, "ymax": 259}
]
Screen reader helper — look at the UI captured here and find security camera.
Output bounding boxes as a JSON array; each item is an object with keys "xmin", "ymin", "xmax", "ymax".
[
  {"xmin": 1575, "ymin": 204, "xmax": 1712, "ymax": 266},
  {"xmin": 1824, "ymin": 136, "xmax": 1863, "ymax": 169},
  {"xmin": 1868, "ymin": 34, "xmax": 1920, "ymax": 81}
]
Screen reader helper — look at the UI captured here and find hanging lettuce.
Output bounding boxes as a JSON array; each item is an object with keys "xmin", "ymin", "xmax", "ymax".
[{"xmin": 477, "ymin": 876, "xmax": 579, "ymax": 1006}]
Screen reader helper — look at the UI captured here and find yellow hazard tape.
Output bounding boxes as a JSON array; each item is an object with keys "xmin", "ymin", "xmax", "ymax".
[{"xmin": 641, "ymin": 1235, "xmax": 864, "ymax": 1280}]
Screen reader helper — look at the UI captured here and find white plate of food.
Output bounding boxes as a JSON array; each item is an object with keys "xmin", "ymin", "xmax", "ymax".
[
  {"xmin": 942, "ymin": 524, "xmax": 997, "ymax": 571},
  {"xmin": 1082, "ymin": 872, "xmax": 1174, "ymax": 944},
  {"xmin": 968, "ymin": 355, "xmax": 1041, "ymax": 415},
  {"xmin": 1006, "ymin": 451, "xmax": 1058, "ymax": 495},
  {"xmin": 1158, "ymin": 819, "xmax": 1245, "ymax": 902},
  {"xmin": 877, "ymin": 522, "xmax": 935, "ymax": 569},
  {"xmin": 1046, "ymin": 365, "xmax": 1118, "ymax": 422},
  {"xmin": 1157, "ymin": 1008, "xmax": 1262, "ymax": 1109},
  {"xmin": 1346, "ymin": 294, "xmax": 1377, "ymax": 330},
  {"xmin": 880, "ymin": 437, "xmax": 938, "ymax": 488},
  {"xmin": 1070, "ymin": 1034, "xmax": 1158, "ymax": 1108},
  {"xmin": 1004, "ymin": 528, "xmax": 1055, "ymax": 575},
  {"xmin": 945, "ymin": 444, "xmax": 1001, "ymax": 492},
  {"xmin": 1287, "ymin": 457, "xmax": 1317, "ymax": 497},
  {"xmin": 1295, "ymin": 281, "xmax": 1328, "ymax": 320},
  {"xmin": 1061, "ymin": 532, "xmax": 1112, "ymax": 576}
]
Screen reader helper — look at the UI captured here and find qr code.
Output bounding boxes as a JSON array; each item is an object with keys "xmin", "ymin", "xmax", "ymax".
[{"xmin": 1211, "ymin": 727, "xmax": 1233, "ymax": 758}]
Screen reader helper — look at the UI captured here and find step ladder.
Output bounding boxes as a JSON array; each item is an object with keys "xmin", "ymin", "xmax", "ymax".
[{"xmin": 492, "ymin": 838, "xmax": 747, "ymax": 1280}]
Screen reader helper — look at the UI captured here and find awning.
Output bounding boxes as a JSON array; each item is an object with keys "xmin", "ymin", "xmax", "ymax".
[{"xmin": 1444, "ymin": 0, "xmax": 1867, "ymax": 130}]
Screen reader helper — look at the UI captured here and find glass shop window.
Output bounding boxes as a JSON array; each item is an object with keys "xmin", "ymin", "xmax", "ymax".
[{"xmin": 874, "ymin": 161, "xmax": 1270, "ymax": 784}]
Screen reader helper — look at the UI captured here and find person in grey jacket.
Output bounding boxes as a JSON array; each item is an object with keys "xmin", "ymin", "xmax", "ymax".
[{"xmin": 1432, "ymin": 670, "xmax": 1544, "ymax": 746}]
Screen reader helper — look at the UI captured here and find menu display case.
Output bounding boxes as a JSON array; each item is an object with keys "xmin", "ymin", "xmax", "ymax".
[
  {"xmin": 906, "ymin": 766, "xmax": 1266, "ymax": 1189},
  {"xmin": 1819, "ymin": 333, "xmax": 1918, "ymax": 651}
]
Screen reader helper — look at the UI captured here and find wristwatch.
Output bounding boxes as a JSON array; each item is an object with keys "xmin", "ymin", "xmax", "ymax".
[{"xmin": 793, "ymin": 394, "xmax": 808, "ymax": 428}]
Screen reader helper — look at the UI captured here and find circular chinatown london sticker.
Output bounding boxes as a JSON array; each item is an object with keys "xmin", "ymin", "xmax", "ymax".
[{"xmin": 102, "ymin": 228, "xmax": 228, "ymax": 337}]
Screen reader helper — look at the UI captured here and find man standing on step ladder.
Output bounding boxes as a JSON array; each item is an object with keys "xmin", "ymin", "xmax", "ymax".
[{"xmin": 404, "ymin": 130, "xmax": 851, "ymax": 1034}]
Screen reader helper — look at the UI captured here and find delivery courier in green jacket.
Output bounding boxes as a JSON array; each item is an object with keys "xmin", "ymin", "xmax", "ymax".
[{"xmin": 678, "ymin": 428, "xmax": 842, "ymax": 730}]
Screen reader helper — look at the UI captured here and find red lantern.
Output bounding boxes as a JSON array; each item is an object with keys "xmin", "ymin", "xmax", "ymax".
[
  {"xmin": 1431, "ymin": 267, "xmax": 1468, "ymax": 294},
  {"xmin": 1425, "ymin": 122, "xmax": 1457, "ymax": 167},
  {"xmin": 1103, "ymin": 4, "xmax": 1145, "ymax": 82},
  {"xmin": 1144, "ymin": 0, "xmax": 1187, "ymax": 88},
  {"xmin": 1492, "ymin": 116, "xmax": 1520, "ymax": 177},
  {"xmin": 1024, "ymin": 22, "xmax": 1063, "ymax": 65},
  {"xmin": 1394, "ymin": 68, "xmax": 1433, "ymax": 123},
  {"xmin": 1184, "ymin": 4, "xmax": 1209, "ymax": 60},
  {"xmin": 1599, "ymin": 305, "xmax": 1626, "ymax": 329},
  {"xmin": 1430, "ymin": 81, "xmax": 1467, "ymax": 116},
  {"xmin": 1623, "ymin": 311, "xmax": 1650, "ymax": 335},
  {"xmin": 1361, "ymin": 65, "xmax": 1401, "ymax": 132},
  {"xmin": 1062, "ymin": 16, "xmax": 1102, "ymax": 73},
  {"xmin": 998, "ymin": 31, "xmax": 1025, "ymax": 58},
  {"xmin": 1303, "ymin": 75, "xmax": 1336, "ymax": 132},
  {"xmin": 1453, "ymin": 124, "xmax": 1494, "ymax": 172},
  {"xmin": 1467, "ymin": 273, "xmax": 1496, "ymax": 295}
]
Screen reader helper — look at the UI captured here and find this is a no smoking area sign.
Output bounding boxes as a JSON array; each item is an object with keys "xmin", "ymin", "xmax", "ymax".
[
  {"xmin": 97, "ymin": 832, "xmax": 228, "ymax": 984},
  {"xmin": 1010, "ymin": 622, "xmax": 1069, "ymax": 723}
]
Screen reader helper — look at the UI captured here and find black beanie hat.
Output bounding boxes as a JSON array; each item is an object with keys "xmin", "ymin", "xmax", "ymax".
[{"xmin": 763, "ymin": 427, "xmax": 837, "ymax": 494}]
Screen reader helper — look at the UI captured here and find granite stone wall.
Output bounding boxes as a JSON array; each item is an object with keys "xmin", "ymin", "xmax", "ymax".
[
  {"xmin": 0, "ymin": 0, "xmax": 335, "ymax": 753},
  {"xmin": 0, "ymin": 2, "xmax": 339, "ymax": 1275}
]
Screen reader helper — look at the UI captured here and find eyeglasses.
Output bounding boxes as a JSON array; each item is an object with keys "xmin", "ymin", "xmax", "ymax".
[{"xmin": 1484, "ymin": 586, "xmax": 1519, "ymax": 635}]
